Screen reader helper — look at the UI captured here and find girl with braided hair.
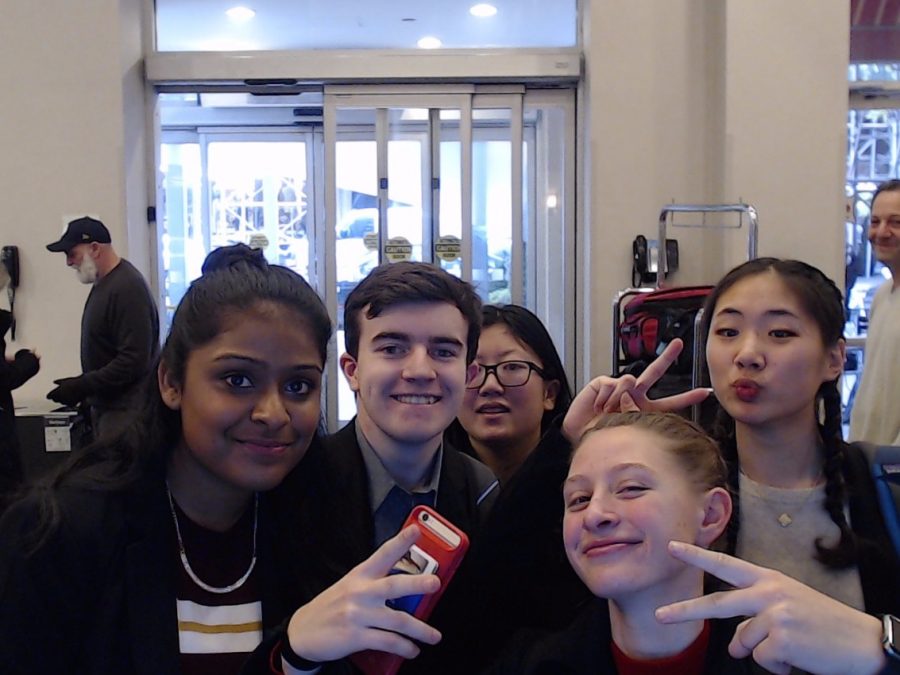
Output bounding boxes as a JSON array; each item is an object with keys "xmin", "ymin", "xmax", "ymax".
[{"xmin": 698, "ymin": 258, "xmax": 899, "ymax": 614}]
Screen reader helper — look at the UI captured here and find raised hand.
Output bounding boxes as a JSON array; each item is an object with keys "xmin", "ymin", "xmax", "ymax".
[
  {"xmin": 655, "ymin": 541, "xmax": 886, "ymax": 675},
  {"xmin": 562, "ymin": 339, "xmax": 712, "ymax": 441},
  {"xmin": 284, "ymin": 526, "xmax": 442, "ymax": 664}
]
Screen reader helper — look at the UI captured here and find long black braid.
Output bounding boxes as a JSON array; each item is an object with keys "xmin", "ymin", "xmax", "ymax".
[
  {"xmin": 701, "ymin": 258, "xmax": 857, "ymax": 569},
  {"xmin": 815, "ymin": 378, "xmax": 856, "ymax": 567}
]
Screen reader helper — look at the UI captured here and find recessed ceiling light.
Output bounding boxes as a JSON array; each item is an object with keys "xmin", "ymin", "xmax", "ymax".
[
  {"xmin": 226, "ymin": 6, "xmax": 256, "ymax": 23},
  {"xmin": 417, "ymin": 36, "xmax": 442, "ymax": 49},
  {"xmin": 470, "ymin": 3, "xmax": 498, "ymax": 18}
]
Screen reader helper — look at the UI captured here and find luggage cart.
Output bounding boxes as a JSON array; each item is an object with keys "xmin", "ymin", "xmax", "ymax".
[{"xmin": 611, "ymin": 203, "xmax": 759, "ymax": 422}]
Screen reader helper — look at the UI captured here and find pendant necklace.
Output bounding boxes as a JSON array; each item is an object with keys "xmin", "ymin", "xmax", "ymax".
[
  {"xmin": 742, "ymin": 467, "xmax": 825, "ymax": 528},
  {"xmin": 166, "ymin": 486, "xmax": 258, "ymax": 594}
]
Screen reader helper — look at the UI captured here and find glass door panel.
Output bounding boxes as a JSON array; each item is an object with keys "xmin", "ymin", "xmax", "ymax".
[
  {"xmin": 159, "ymin": 142, "xmax": 203, "ymax": 323},
  {"xmin": 158, "ymin": 87, "xmax": 574, "ymax": 433},
  {"xmin": 435, "ymin": 112, "xmax": 463, "ymax": 278},
  {"xmin": 324, "ymin": 90, "xmax": 533, "ymax": 428},
  {"xmin": 207, "ymin": 141, "xmax": 310, "ymax": 278},
  {"xmin": 436, "ymin": 124, "xmax": 516, "ymax": 303},
  {"xmin": 335, "ymin": 134, "xmax": 379, "ymax": 320},
  {"xmin": 473, "ymin": 136, "xmax": 512, "ymax": 304},
  {"xmin": 387, "ymin": 109, "xmax": 427, "ymax": 263},
  {"xmin": 332, "ymin": 108, "xmax": 380, "ymax": 422}
]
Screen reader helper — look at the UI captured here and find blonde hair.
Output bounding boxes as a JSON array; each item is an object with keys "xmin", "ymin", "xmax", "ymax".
[{"xmin": 576, "ymin": 412, "xmax": 727, "ymax": 492}]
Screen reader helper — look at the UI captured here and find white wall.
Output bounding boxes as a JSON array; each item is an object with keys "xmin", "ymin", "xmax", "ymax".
[
  {"xmin": 581, "ymin": 0, "xmax": 849, "ymax": 379},
  {"xmin": 0, "ymin": 0, "xmax": 149, "ymax": 406},
  {"xmin": 0, "ymin": 0, "xmax": 849, "ymax": 402},
  {"xmin": 722, "ymin": 1, "xmax": 848, "ymax": 275}
]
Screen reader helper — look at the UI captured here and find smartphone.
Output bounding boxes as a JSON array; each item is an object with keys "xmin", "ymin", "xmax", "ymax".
[
  {"xmin": 350, "ymin": 505, "xmax": 470, "ymax": 675},
  {"xmin": 386, "ymin": 544, "xmax": 440, "ymax": 614}
]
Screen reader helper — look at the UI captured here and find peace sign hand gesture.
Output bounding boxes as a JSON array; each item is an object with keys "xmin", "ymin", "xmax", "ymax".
[
  {"xmin": 562, "ymin": 339, "xmax": 712, "ymax": 441},
  {"xmin": 284, "ymin": 526, "xmax": 442, "ymax": 666},
  {"xmin": 655, "ymin": 541, "xmax": 887, "ymax": 675}
]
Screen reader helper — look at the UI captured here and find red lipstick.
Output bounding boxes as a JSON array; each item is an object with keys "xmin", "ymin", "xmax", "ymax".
[{"xmin": 733, "ymin": 379, "xmax": 761, "ymax": 402}]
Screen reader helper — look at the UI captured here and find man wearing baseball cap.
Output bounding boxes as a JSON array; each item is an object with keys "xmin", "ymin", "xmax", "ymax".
[{"xmin": 46, "ymin": 216, "xmax": 159, "ymax": 440}]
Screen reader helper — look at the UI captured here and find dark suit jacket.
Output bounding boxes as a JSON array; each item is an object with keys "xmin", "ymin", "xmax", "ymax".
[
  {"xmin": 0, "ymin": 465, "xmax": 293, "ymax": 674},
  {"xmin": 278, "ymin": 418, "xmax": 497, "ymax": 674},
  {"xmin": 284, "ymin": 418, "xmax": 496, "ymax": 594}
]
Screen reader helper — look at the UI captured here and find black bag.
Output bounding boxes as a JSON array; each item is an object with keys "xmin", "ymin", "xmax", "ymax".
[{"xmin": 619, "ymin": 286, "xmax": 713, "ymax": 374}]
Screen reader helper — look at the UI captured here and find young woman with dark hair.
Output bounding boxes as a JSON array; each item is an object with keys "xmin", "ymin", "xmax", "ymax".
[
  {"xmin": 431, "ymin": 305, "xmax": 588, "ymax": 672},
  {"xmin": 695, "ymin": 257, "xmax": 900, "ymax": 618},
  {"xmin": 452, "ymin": 304, "xmax": 573, "ymax": 484},
  {"xmin": 0, "ymin": 245, "xmax": 443, "ymax": 675}
]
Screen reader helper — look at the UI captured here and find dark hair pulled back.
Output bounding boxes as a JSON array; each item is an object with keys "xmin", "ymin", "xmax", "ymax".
[
  {"xmin": 28, "ymin": 244, "xmax": 331, "ymax": 545},
  {"xmin": 481, "ymin": 304, "xmax": 573, "ymax": 429}
]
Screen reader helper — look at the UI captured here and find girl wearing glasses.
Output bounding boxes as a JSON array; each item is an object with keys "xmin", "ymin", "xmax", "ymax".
[
  {"xmin": 452, "ymin": 304, "xmax": 572, "ymax": 484},
  {"xmin": 440, "ymin": 305, "xmax": 588, "ymax": 671}
]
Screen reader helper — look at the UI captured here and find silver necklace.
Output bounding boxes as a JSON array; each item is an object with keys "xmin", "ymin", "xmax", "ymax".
[{"xmin": 166, "ymin": 487, "xmax": 258, "ymax": 594}]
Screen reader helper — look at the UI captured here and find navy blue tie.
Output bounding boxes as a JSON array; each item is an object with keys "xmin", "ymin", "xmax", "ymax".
[{"xmin": 374, "ymin": 485, "xmax": 436, "ymax": 547}]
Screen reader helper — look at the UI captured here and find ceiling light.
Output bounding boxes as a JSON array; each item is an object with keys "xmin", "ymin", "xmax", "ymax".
[
  {"xmin": 226, "ymin": 6, "xmax": 256, "ymax": 23},
  {"xmin": 470, "ymin": 4, "xmax": 498, "ymax": 18},
  {"xmin": 417, "ymin": 36, "xmax": 442, "ymax": 49}
]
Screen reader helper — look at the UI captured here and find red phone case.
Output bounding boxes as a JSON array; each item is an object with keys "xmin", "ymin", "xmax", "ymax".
[{"xmin": 349, "ymin": 505, "xmax": 470, "ymax": 675}]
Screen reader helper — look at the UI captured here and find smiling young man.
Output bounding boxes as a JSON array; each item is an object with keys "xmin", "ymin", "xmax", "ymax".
[
  {"xmin": 286, "ymin": 263, "xmax": 498, "ymax": 663},
  {"xmin": 850, "ymin": 180, "xmax": 900, "ymax": 446}
]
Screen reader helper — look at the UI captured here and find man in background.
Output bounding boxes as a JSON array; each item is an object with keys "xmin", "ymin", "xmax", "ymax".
[
  {"xmin": 46, "ymin": 216, "xmax": 159, "ymax": 440},
  {"xmin": 850, "ymin": 180, "xmax": 900, "ymax": 445}
]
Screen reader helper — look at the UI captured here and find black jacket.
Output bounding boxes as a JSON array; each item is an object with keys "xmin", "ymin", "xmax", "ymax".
[
  {"xmin": 0, "ymin": 308, "xmax": 39, "ymax": 509},
  {"xmin": 282, "ymin": 419, "xmax": 497, "ymax": 598},
  {"xmin": 0, "ymin": 466, "xmax": 294, "ymax": 674},
  {"xmin": 276, "ymin": 419, "xmax": 497, "ymax": 674},
  {"xmin": 483, "ymin": 598, "xmax": 759, "ymax": 675},
  {"xmin": 433, "ymin": 421, "xmax": 592, "ymax": 672}
]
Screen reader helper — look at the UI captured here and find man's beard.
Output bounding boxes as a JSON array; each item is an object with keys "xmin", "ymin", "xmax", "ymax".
[{"xmin": 75, "ymin": 256, "xmax": 98, "ymax": 284}]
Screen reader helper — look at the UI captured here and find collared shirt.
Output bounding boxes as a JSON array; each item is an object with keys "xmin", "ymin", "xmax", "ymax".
[{"xmin": 356, "ymin": 424, "xmax": 443, "ymax": 547}]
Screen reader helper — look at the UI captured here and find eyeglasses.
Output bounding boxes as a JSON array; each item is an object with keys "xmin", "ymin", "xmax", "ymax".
[{"xmin": 467, "ymin": 360, "xmax": 547, "ymax": 389}]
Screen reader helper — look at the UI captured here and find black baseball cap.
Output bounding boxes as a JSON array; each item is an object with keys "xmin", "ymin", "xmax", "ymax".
[{"xmin": 46, "ymin": 216, "xmax": 112, "ymax": 253}]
